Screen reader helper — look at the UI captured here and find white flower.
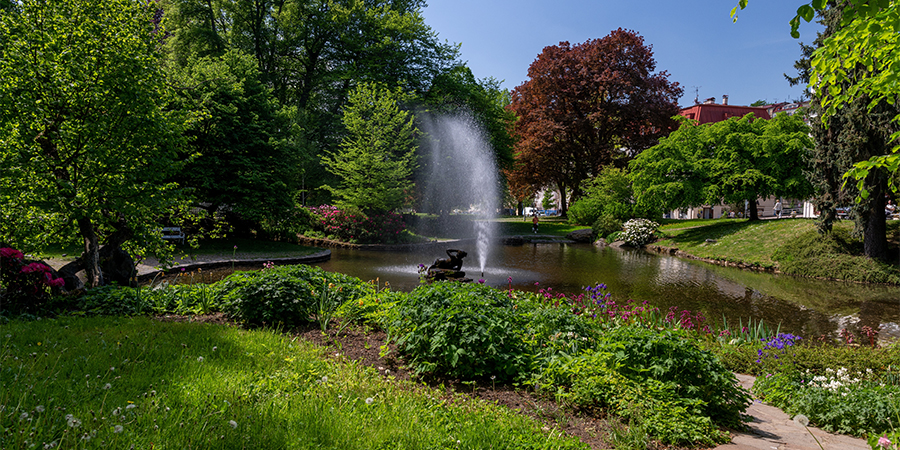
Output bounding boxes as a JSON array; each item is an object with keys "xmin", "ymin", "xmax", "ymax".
[
  {"xmin": 103, "ymin": 383, "xmax": 111, "ymax": 390},
  {"xmin": 365, "ymin": 397, "xmax": 374, "ymax": 405},
  {"xmin": 228, "ymin": 420, "xmax": 238, "ymax": 429},
  {"xmin": 125, "ymin": 404, "xmax": 136, "ymax": 410},
  {"xmin": 197, "ymin": 356, "xmax": 204, "ymax": 362},
  {"xmin": 794, "ymin": 414, "xmax": 810, "ymax": 427},
  {"xmin": 20, "ymin": 412, "xmax": 28, "ymax": 420},
  {"xmin": 35, "ymin": 406, "xmax": 44, "ymax": 413},
  {"xmin": 113, "ymin": 425, "xmax": 123, "ymax": 433},
  {"xmin": 66, "ymin": 415, "xmax": 81, "ymax": 428}
]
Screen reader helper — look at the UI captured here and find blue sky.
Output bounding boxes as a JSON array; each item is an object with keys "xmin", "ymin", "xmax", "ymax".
[{"xmin": 421, "ymin": 0, "xmax": 822, "ymax": 108}]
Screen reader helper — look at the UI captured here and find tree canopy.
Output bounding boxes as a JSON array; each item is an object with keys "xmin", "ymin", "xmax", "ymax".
[
  {"xmin": 0, "ymin": 0, "xmax": 189, "ymax": 286},
  {"xmin": 506, "ymin": 29, "xmax": 682, "ymax": 216},
  {"xmin": 733, "ymin": 0, "xmax": 900, "ymax": 193},
  {"xmin": 629, "ymin": 114, "xmax": 814, "ymax": 221},
  {"xmin": 320, "ymin": 82, "xmax": 418, "ymax": 214}
]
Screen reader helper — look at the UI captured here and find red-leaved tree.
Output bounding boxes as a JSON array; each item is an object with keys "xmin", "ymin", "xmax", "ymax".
[{"xmin": 507, "ymin": 29, "xmax": 683, "ymax": 216}]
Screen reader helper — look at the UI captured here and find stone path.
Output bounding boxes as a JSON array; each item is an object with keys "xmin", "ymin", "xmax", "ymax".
[{"xmin": 713, "ymin": 374, "xmax": 869, "ymax": 450}]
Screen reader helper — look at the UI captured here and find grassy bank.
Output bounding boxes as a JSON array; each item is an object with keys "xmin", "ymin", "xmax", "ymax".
[
  {"xmin": 0, "ymin": 316, "xmax": 585, "ymax": 450},
  {"xmin": 654, "ymin": 218, "xmax": 900, "ymax": 284}
]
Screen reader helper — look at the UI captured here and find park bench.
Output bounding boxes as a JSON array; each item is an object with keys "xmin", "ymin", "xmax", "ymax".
[{"xmin": 161, "ymin": 227, "xmax": 186, "ymax": 245}]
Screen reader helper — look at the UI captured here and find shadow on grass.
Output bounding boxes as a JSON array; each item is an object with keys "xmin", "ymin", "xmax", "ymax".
[{"xmin": 658, "ymin": 220, "xmax": 758, "ymax": 246}]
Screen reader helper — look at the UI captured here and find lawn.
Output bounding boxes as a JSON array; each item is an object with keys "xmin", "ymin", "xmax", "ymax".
[
  {"xmin": 495, "ymin": 216, "xmax": 590, "ymax": 237},
  {"xmin": 0, "ymin": 316, "xmax": 585, "ymax": 450}
]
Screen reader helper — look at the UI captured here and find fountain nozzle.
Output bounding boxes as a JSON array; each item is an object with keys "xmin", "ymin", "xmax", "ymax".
[{"xmin": 481, "ymin": 272, "xmax": 484, "ymax": 278}]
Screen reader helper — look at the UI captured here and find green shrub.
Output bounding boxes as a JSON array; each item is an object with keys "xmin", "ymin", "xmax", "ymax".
[
  {"xmin": 567, "ymin": 197, "xmax": 604, "ymax": 227},
  {"xmin": 772, "ymin": 228, "xmax": 900, "ymax": 284},
  {"xmin": 385, "ymin": 282, "xmax": 528, "ymax": 380},
  {"xmin": 754, "ymin": 368, "xmax": 900, "ymax": 436},
  {"xmin": 335, "ymin": 289, "xmax": 402, "ymax": 328},
  {"xmin": 592, "ymin": 213, "xmax": 623, "ymax": 240},
  {"xmin": 220, "ymin": 265, "xmax": 368, "ymax": 328}
]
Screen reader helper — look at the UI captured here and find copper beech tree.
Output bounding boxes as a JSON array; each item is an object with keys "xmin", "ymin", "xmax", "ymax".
[{"xmin": 506, "ymin": 29, "xmax": 682, "ymax": 215}]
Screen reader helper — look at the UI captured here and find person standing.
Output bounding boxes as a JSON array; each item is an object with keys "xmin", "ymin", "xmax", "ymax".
[
  {"xmin": 774, "ymin": 199, "xmax": 783, "ymax": 219},
  {"xmin": 532, "ymin": 213, "xmax": 539, "ymax": 234}
]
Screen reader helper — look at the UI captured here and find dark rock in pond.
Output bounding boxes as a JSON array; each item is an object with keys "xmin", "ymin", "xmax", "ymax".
[{"xmin": 567, "ymin": 228, "xmax": 596, "ymax": 243}]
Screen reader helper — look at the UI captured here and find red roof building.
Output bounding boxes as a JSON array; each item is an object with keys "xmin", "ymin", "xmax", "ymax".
[{"xmin": 678, "ymin": 96, "xmax": 771, "ymax": 124}]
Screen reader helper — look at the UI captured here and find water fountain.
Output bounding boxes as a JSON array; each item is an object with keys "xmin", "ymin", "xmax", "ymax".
[{"xmin": 417, "ymin": 112, "xmax": 499, "ymax": 277}]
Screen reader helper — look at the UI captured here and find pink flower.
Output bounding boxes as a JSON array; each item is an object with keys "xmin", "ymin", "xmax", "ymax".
[
  {"xmin": 49, "ymin": 277, "xmax": 65, "ymax": 288},
  {"xmin": 21, "ymin": 262, "xmax": 50, "ymax": 274},
  {"xmin": 879, "ymin": 436, "xmax": 892, "ymax": 449},
  {"xmin": 1, "ymin": 247, "xmax": 24, "ymax": 260}
]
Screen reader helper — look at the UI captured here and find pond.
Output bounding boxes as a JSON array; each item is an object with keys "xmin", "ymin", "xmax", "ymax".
[{"xmin": 312, "ymin": 243, "xmax": 900, "ymax": 341}]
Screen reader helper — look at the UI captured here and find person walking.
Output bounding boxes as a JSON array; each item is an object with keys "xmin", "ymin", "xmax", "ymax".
[
  {"xmin": 774, "ymin": 199, "xmax": 783, "ymax": 219},
  {"xmin": 532, "ymin": 213, "xmax": 539, "ymax": 234}
]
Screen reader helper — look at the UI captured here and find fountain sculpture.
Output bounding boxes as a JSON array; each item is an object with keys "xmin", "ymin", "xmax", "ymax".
[{"xmin": 422, "ymin": 249, "xmax": 471, "ymax": 282}]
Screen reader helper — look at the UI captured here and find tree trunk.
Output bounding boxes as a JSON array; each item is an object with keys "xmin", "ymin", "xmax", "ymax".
[
  {"xmin": 747, "ymin": 199, "xmax": 760, "ymax": 221},
  {"xmin": 557, "ymin": 181, "xmax": 568, "ymax": 218},
  {"xmin": 77, "ymin": 217, "xmax": 103, "ymax": 288},
  {"xmin": 861, "ymin": 186, "xmax": 888, "ymax": 261}
]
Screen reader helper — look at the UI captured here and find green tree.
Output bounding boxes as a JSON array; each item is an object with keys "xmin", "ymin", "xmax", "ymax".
[
  {"xmin": 733, "ymin": 0, "xmax": 900, "ymax": 191},
  {"xmin": 0, "ymin": 0, "xmax": 188, "ymax": 287},
  {"xmin": 321, "ymin": 83, "xmax": 418, "ymax": 214},
  {"xmin": 169, "ymin": 49, "xmax": 299, "ymax": 231},
  {"xmin": 630, "ymin": 114, "xmax": 814, "ymax": 221},
  {"xmin": 785, "ymin": 4, "xmax": 898, "ymax": 260},
  {"xmin": 567, "ymin": 167, "xmax": 634, "ymax": 226}
]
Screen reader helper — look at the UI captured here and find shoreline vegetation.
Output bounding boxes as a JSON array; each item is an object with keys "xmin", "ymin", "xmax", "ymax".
[{"xmin": 3, "ymin": 219, "xmax": 899, "ymax": 449}]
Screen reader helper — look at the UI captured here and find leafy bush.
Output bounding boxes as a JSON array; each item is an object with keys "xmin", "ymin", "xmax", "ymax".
[
  {"xmin": 772, "ymin": 228, "xmax": 900, "ymax": 284},
  {"xmin": 220, "ymin": 264, "xmax": 368, "ymax": 328},
  {"xmin": 335, "ymin": 289, "xmax": 401, "ymax": 328},
  {"xmin": 0, "ymin": 247, "xmax": 65, "ymax": 315},
  {"xmin": 385, "ymin": 282, "xmax": 528, "ymax": 380},
  {"xmin": 754, "ymin": 367, "xmax": 900, "ymax": 436},
  {"xmin": 592, "ymin": 213, "xmax": 623, "ymax": 240},
  {"xmin": 621, "ymin": 218, "xmax": 660, "ymax": 247},
  {"xmin": 567, "ymin": 167, "xmax": 634, "ymax": 226},
  {"xmin": 307, "ymin": 205, "xmax": 407, "ymax": 244},
  {"xmin": 536, "ymin": 325, "xmax": 749, "ymax": 445}
]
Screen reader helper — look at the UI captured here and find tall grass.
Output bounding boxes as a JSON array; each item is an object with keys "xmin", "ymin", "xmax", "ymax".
[{"xmin": 1, "ymin": 316, "xmax": 585, "ymax": 450}]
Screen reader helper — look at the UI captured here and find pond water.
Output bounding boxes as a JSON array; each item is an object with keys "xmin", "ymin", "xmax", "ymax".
[{"xmin": 311, "ymin": 243, "xmax": 900, "ymax": 341}]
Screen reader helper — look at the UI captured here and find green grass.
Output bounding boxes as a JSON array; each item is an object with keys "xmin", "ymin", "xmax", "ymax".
[
  {"xmin": 0, "ymin": 316, "xmax": 585, "ymax": 450},
  {"xmin": 655, "ymin": 218, "xmax": 832, "ymax": 269},
  {"xmin": 494, "ymin": 216, "xmax": 590, "ymax": 237}
]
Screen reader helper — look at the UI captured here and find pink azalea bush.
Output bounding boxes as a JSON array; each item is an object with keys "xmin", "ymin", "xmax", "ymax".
[
  {"xmin": 1, "ymin": 246, "xmax": 65, "ymax": 314},
  {"xmin": 307, "ymin": 205, "xmax": 406, "ymax": 244}
]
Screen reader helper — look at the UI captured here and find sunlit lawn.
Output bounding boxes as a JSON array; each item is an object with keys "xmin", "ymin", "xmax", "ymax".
[{"xmin": 0, "ymin": 316, "xmax": 584, "ymax": 450}]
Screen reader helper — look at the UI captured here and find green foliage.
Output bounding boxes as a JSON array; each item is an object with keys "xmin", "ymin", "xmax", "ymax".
[
  {"xmin": 772, "ymin": 228, "xmax": 900, "ymax": 283},
  {"xmin": 169, "ymin": 49, "xmax": 299, "ymax": 226},
  {"xmin": 537, "ymin": 325, "xmax": 748, "ymax": 445},
  {"xmin": 592, "ymin": 214, "xmax": 624, "ymax": 240},
  {"xmin": 0, "ymin": 0, "xmax": 190, "ymax": 281},
  {"xmin": 630, "ymin": 114, "xmax": 814, "ymax": 220},
  {"xmin": 385, "ymin": 282, "xmax": 528, "ymax": 380},
  {"xmin": 321, "ymin": 82, "xmax": 418, "ymax": 214},
  {"xmin": 307, "ymin": 205, "xmax": 409, "ymax": 244},
  {"xmin": 220, "ymin": 265, "xmax": 368, "ymax": 328},
  {"xmin": 335, "ymin": 289, "xmax": 402, "ymax": 329},
  {"xmin": 754, "ymin": 367, "xmax": 900, "ymax": 436},
  {"xmin": 567, "ymin": 167, "xmax": 634, "ymax": 226}
]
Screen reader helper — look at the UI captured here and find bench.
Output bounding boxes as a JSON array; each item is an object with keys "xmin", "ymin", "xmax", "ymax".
[{"xmin": 161, "ymin": 227, "xmax": 186, "ymax": 245}]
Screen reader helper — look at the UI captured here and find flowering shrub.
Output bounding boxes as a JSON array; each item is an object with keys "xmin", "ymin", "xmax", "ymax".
[
  {"xmin": 621, "ymin": 218, "xmax": 660, "ymax": 247},
  {"xmin": 307, "ymin": 205, "xmax": 406, "ymax": 244},
  {"xmin": 1, "ymin": 247, "xmax": 65, "ymax": 314},
  {"xmin": 756, "ymin": 333, "xmax": 802, "ymax": 364}
]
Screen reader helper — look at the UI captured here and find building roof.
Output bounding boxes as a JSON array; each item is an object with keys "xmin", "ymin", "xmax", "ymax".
[{"xmin": 678, "ymin": 103, "xmax": 771, "ymax": 124}]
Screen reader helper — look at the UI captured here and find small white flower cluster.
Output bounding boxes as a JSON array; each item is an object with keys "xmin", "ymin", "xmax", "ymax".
[
  {"xmin": 622, "ymin": 218, "xmax": 660, "ymax": 247},
  {"xmin": 805, "ymin": 367, "xmax": 869, "ymax": 394}
]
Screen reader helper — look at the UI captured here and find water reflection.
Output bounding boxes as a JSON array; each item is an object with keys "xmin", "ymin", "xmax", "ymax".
[{"xmin": 313, "ymin": 243, "xmax": 899, "ymax": 340}]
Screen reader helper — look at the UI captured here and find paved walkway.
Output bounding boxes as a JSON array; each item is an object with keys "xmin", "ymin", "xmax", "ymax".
[{"xmin": 714, "ymin": 374, "xmax": 869, "ymax": 450}]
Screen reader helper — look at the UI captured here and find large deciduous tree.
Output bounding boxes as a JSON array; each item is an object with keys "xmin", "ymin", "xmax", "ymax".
[
  {"xmin": 733, "ymin": 0, "xmax": 900, "ymax": 192},
  {"xmin": 0, "ymin": 0, "xmax": 188, "ymax": 287},
  {"xmin": 507, "ymin": 29, "xmax": 682, "ymax": 216},
  {"xmin": 785, "ymin": 4, "xmax": 898, "ymax": 260},
  {"xmin": 169, "ymin": 49, "xmax": 299, "ymax": 231},
  {"xmin": 629, "ymin": 114, "xmax": 814, "ymax": 221},
  {"xmin": 320, "ymin": 82, "xmax": 418, "ymax": 214}
]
